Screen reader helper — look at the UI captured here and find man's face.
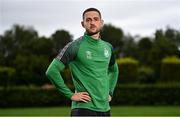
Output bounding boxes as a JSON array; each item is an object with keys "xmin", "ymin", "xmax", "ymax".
[{"xmin": 82, "ymin": 11, "xmax": 104, "ymax": 35}]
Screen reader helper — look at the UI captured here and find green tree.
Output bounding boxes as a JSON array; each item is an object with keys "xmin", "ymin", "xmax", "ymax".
[
  {"xmin": 0, "ymin": 25, "xmax": 53, "ymax": 86},
  {"xmin": 0, "ymin": 35, "xmax": 4, "ymax": 65},
  {"xmin": 31, "ymin": 36, "xmax": 55, "ymax": 58},
  {"xmin": 0, "ymin": 25, "xmax": 38, "ymax": 66},
  {"xmin": 51, "ymin": 30, "xmax": 73, "ymax": 54},
  {"xmin": 165, "ymin": 27, "xmax": 180, "ymax": 57},
  {"xmin": 152, "ymin": 29, "xmax": 177, "ymax": 61},
  {"xmin": 101, "ymin": 24, "xmax": 124, "ymax": 56},
  {"xmin": 149, "ymin": 29, "xmax": 178, "ymax": 78},
  {"xmin": 121, "ymin": 34, "xmax": 138, "ymax": 58},
  {"xmin": 137, "ymin": 37, "xmax": 153, "ymax": 65},
  {"xmin": 165, "ymin": 27, "xmax": 180, "ymax": 47}
]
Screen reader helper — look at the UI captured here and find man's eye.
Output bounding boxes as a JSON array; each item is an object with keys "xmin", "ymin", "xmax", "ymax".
[
  {"xmin": 86, "ymin": 19, "xmax": 91, "ymax": 22},
  {"xmin": 94, "ymin": 18, "xmax": 99, "ymax": 21}
]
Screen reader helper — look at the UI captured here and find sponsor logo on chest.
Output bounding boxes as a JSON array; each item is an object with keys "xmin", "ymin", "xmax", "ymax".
[
  {"xmin": 86, "ymin": 51, "xmax": 92, "ymax": 59},
  {"xmin": 104, "ymin": 48, "xmax": 110, "ymax": 58}
]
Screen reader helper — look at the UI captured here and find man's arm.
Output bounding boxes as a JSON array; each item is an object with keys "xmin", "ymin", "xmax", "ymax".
[
  {"xmin": 108, "ymin": 46, "xmax": 119, "ymax": 97},
  {"xmin": 46, "ymin": 59, "xmax": 74, "ymax": 99},
  {"xmin": 46, "ymin": 38, "xmax": 91, "ymax": 102},
  {"xmin": 108, "ymin": 63, "xmax": 119, "ymax": 97}
]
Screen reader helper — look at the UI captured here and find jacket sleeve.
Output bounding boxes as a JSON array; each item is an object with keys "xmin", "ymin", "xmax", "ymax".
[
  {"xmin": 108, "ymin": 63, "xmax": 119, "ymax": 97},
  {"xmin": 108, "ymin": 47, "xmax": 119, "ymax": 97},
  {"xmin": 46, "ymin": 40, "xmax": 78, "ymax": 99},
  {"xmin": 46, "ymin": 59, "xmax": 74, "ymax": 99}
]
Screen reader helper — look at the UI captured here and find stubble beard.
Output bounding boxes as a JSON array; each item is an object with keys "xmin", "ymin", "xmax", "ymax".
[{"xmin": 86, "ymin": 28, "xmax": 101, "ymax": 36}]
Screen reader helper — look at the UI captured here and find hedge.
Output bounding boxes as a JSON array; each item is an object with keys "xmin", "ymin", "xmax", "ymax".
[
  {"xmin": 0, "ymin": 66, "xmax": 16, "ymax": 87},
  {"xmin": 112, "ymin": 84, "xmax": 180, "ymax": 106},
  {"xmin": 1, "ymin": 84, "xmax": 180, "ymax": 107},
  {"xmin": 0, "ymin": 86, "xmax": 70, "ymax": 108},
  {"xmin": 160, "ymin": 56, "xmax": 180, "ymax": 82},
  {"xmin": 117, "ymin": 57, "xmax": 139, "ymax": 83},
  {"xmin": 137, "ymin": 66, "xmax": 155, "ymax": 83}
]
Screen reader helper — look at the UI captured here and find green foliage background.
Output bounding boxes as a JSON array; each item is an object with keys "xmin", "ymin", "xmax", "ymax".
[{"xmin": 0, "ymin": 24, "xmax": 180, "ymax": 107}]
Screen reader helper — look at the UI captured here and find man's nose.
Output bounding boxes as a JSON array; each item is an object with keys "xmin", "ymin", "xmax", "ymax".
[{"xmin": 90, "ymin": 20, "xmax": 96, "ymax": 24}]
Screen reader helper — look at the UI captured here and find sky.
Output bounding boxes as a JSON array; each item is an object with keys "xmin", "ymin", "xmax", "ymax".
[{"xmin": 0, "ymin": 0, "xmax": 180, "ymax": 39}]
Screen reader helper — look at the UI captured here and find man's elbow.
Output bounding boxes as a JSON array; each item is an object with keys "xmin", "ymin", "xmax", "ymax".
[
  {"xmin": 113, "ymin": 63, "xmax": 119, "ymax": 72},
  {"xmin": 45, "ymin": 66, "xmax": 53, "ymax": 78}
]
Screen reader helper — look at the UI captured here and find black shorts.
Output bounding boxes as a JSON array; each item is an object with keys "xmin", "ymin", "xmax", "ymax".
[{"xmin": 71, "ymin": 108, "xmax": 110, "ymax": 116}]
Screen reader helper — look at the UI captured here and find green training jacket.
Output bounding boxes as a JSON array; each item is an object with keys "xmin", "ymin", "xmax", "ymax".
[{"xmin": 46, "ymin": 33, "xmax": 119, "ymax": 112}]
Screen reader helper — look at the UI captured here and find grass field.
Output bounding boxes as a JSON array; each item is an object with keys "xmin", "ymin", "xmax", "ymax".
[{"xmin": 0, "ymin": 106, "xmax": 180, "ymax": 116}]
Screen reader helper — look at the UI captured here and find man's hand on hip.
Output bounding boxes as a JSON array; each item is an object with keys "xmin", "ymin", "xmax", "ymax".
[
  {"xmin": 109, "ymin": 95, "xmax": 112, "ymax": 102},
  {"xmin": 71, "ymin": 92, "xmax": 91, "ymax": 103}
]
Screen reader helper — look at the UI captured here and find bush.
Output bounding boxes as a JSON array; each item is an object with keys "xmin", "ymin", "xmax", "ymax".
[
  {"xmin": 138, "ymin": 66, "xmax": 155, "ymax": 83},
  {"xmin": 0, "ymin": 66, "xmax": 16, "ymax": 87},
  {"xmin": 116, "ymin": 57, "xmax": 139, "ymax": 83},
  {"xmin": 1, "ymin": 84, "xmax": 180, "ymax": 107},
  {"xmin": 0, "ymin": 86, "xmax": 71, "ymax": 108},
  {"xmin": 13, "ymin": 54, "xmax": 50, "ymax": 86},
  {"xmin": 160, "ymin": 56, "xmax": 180, "ymax": 82},
  {"xmin": 111, "ymin": 84, "xmax": 180, "ymax": 106}
]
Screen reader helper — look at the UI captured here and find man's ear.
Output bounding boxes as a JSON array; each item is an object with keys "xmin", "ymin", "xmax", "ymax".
[
  {"xmin": 101, "ymin": 20, "xmax": 104, "ymax": 28},
  {"xmin": 102, "ymin": 19, "xmax": 104, "ymax": 24},
  {"xmin": 81, "ymin": 21, "xmax": 84, "ymax": 27}
]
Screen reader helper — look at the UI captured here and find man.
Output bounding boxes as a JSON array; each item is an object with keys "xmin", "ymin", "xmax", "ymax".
[{"xmin": 46, "ymin": 8, "xmax": 119, "ymax": 116}]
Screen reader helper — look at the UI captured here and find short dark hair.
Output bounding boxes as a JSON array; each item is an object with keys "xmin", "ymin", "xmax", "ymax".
[{"xmin": 82, "ymin": 8, "xmax": 101, "ymax": 19}]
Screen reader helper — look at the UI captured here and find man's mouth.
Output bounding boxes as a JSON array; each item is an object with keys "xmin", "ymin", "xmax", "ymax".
[
  {"xmin": 90, "ymin": 26, "xmax": 96, "ymax": 29},
  {"xmin": 90, "ymin": 25, "xmax": 96, "ymax": 29}
]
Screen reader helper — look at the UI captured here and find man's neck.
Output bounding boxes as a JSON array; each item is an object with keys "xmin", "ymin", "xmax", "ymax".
[{"xmin": 90, "ymin": 33, "xmax": 100, "ymax": 40}]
